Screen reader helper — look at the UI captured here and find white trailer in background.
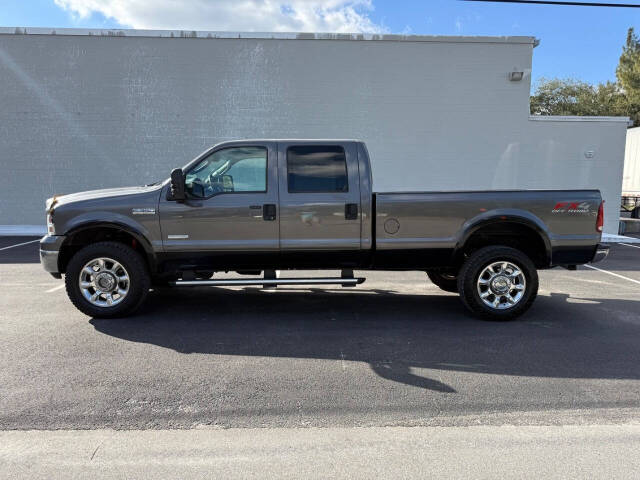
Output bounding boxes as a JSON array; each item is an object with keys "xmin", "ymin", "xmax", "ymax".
[
  {"xmin": 623, "ymin": 126, "xmax": 640, "ymax": 218},
  {"xmin": 0, "ymin": 27, "xmax": 630, "ymax": 234}
]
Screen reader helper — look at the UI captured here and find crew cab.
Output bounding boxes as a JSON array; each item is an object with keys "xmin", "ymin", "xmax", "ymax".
[{"xmin": 40, "ymin": 140, "xmax": 609, "ymax": 320}]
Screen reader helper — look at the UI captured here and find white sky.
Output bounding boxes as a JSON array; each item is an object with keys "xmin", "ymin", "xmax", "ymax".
[{"xmin": 53, "ymin": 0, "xmax": 385, "ymax": 33}]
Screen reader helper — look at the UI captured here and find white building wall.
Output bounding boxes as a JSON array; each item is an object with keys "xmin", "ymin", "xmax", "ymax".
[{"xmin": 0, "ymin": 28, "xmax": 627, "ymax": 234}]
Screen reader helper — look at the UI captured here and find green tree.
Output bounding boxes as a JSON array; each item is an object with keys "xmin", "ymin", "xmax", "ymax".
[
  {"xmin": 530, "ymin": 78, "xmax": 629, "ymax": 117},
  {"xmin": 617, "ymin": 27, "xmax": 640, "ymax": 105}
]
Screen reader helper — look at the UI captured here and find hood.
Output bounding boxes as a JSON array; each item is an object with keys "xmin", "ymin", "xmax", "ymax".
[{"xmin": 48, "ymin": 185, "xmax": 163, "ymax": 211}]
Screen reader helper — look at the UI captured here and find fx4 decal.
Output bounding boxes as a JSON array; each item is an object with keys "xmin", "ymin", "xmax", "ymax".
[{"xmin": 552, "ymin": 202, "xmax": 591, "ymax": 213}]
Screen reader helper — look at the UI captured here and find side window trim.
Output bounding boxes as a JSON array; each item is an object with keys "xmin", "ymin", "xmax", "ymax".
[
  {"xmin": 184, "ymin": 146, "xmax": 268, "ymax": 200},
  {"xmin": 286, "ymin": 145, "xmax": 349, "ymax": 194}
]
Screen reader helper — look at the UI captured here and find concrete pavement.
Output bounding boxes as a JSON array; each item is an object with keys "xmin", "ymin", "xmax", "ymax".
[{"xmin": 3, "ymin": 424, "xmax": 640, "ymax": 479}]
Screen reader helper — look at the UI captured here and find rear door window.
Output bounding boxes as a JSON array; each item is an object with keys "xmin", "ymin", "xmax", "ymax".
[{"xmin": 286, "ymin": 145, "xmax": 348, "ymax": 193}]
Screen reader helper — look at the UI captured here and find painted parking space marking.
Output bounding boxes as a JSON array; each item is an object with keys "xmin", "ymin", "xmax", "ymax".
[
  {"xmin": 0, "ymin": 239, "xmax": 39, "ymax": 251},
  {"xmin": 585, "ymin": 264, "xmax": 640, "ymax": 286},
  {"xmin": 46, "ymin": 284, "xmax": 65, "ymax": 293},
  {"xmin": 620, "ymin": 243, "xmax": 640, "ymax": 250}
]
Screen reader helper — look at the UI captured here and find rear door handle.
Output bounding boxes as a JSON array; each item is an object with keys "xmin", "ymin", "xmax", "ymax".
[
  {"xmin": 345, "ymin": 203, "xmax": 358, "ymax": 220},
  {"xmin": 263, "ymin": 204, "xmax": 277, "ymax": 221}
]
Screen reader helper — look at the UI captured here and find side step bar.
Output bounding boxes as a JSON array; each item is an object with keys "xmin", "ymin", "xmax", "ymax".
[
  {"xmin": 169, "ymin": 269, "xmax": 365, "ymax": 288},
  {"xmin": 170, "ymin": 277, "xmax": 365, "ymax": 287}
]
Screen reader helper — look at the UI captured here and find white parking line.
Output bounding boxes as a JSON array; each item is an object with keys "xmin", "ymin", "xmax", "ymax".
[
  {"xmin": 584, "ymin": 264, "xmax": 640, "ymax": 286},
  {"xmin": 620, "ymin": 243, "xmax": 640, "ymax": 250},
  {"xmin": 45, "ymin": 284, "xmax": 65, "ymax": 293},
  {"xmin": 0, "ymin": 239, "xmax": 39, "ymax": 251}
]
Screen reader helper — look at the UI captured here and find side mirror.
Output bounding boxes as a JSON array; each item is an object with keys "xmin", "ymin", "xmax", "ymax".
[{"xmin": 168, "ymin": 168, "xmax": 185, "ymax": 201}]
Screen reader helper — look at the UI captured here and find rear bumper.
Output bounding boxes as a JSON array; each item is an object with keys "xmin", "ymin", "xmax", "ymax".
[
  {"xmin": 591, "ymin": 243, "xmax": 609, "ymax": 264},
  {"xmin": 39, "ymin": 235, "xmax": 66, "ymax": 274}
]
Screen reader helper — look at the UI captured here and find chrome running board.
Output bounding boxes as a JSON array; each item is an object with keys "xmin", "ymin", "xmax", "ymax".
[
  {"xmin": 170, "ymin": 277, "xmax": 365, "ymax": 287},
  {"xmin": 170, "ymin": 269, "xmax": 365, "ymax": 288}
]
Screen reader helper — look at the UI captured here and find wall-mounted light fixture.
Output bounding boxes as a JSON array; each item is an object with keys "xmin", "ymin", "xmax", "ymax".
[{"xmin": 509, "ymin": 71, "xmax": 524, "ymax": 81}]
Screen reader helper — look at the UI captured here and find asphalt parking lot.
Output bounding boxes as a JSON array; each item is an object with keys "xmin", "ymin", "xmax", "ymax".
[{"xmin": 1, "ymin": 236, "xmax": 640, "ymax": 431}]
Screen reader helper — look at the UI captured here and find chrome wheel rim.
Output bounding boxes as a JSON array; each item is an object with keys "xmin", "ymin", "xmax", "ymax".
[
  {"xmin": 476, "ymin": 261, "xmax": 526, "ymax": 310},
  {"xmin": 79, "ymin": 257, "xmax": 130, "ymax": 307}
]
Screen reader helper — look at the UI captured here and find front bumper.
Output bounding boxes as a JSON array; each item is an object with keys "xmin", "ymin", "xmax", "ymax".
[
  {"xmin": 39, "ymin": 235, "xmax": 66, "ymax": 275},
  {"xmin": 591, "ymin": 243, "xmax": 609, "ymax": 263}
]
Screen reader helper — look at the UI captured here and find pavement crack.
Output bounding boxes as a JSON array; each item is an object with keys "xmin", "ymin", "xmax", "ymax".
[{"xmin": 90, "ymin": 443, "xmax": 102, "ymax": 461}]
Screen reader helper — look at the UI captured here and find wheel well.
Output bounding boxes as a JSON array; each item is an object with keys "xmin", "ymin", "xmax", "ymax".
[
  {"xmin": 59, "ymin": 226, "xmax": 152, "ymax": 273},
  {"xmin": 460, "ymin": 222, "xmax": 549, "ymax": 268}
]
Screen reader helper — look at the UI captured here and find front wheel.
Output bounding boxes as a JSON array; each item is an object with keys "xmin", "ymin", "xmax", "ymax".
[
  {"xmin": 65, "ymin": 241, "xmax": 150, "ymax": 318},
  {"xmin": 457, "ymin": 246, "xmax": 538, "ymax": 321}
]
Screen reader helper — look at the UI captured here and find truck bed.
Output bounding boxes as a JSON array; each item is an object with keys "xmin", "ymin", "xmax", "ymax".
[{"xmin": 374, "ymin": 189, "xmax": 602, "ymax": 268}]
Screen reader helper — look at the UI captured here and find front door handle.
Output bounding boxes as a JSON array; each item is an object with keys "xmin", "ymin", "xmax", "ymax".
[
  {"xmin": 263, "ymin": 204, "xmax": 277, "ymax": 221},
  {"xmin": 345, "ymin": 203, "xmax": 358, "ymax": 220}
]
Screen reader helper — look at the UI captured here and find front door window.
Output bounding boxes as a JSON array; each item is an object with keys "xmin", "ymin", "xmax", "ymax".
[{"xmin": 185, "ymin": 146, "xmax": 267, "ymax": 198}]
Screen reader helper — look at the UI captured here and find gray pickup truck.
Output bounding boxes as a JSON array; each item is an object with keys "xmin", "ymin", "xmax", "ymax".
[{"xmin": 40, "ymin": 139, "xmax": 608, "ymax": 320}]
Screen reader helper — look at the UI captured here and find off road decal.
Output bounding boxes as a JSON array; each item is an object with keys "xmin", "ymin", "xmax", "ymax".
[{"xmin": 552, "ymin": 202, "xmax": 591, "ymax": 213}]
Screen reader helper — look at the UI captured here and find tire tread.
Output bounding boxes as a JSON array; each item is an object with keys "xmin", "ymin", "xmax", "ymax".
[
  {"xmin": 457, "ymin": 246, "xmax": 538, "ymax": 321},
  {"xmin": 426, "ymin": 271, "xmax": 459, "ymax": 293},
  {"xmin": 64, "ymin": 241, "xmax": 150, "ymax": 318}
]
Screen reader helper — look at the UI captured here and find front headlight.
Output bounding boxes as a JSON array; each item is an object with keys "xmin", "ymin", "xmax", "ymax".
[
  {"xmin": 46, "ymin": 212, "xmax": 55, "ymax": 235},
  {"xmin": 45, "ymin": 195, "xmax": 61, "ymax": 235}
]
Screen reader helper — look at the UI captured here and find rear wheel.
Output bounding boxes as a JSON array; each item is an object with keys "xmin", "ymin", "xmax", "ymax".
[
  {"xmin": 426, "ymin": 270, "xmax": 459, "ymax": 293},
  {"xmin": 457, "ymin": 246, "xmax": 538, "ymax": 321},
  {"xmin": 65, "ymin": 241, "xmax": 150, "ymax": 318}
]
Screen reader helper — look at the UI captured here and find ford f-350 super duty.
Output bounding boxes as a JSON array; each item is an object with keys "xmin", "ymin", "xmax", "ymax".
[{"xmin": 40, "ymin": 140, "xmax": 609, "ymax": 320}]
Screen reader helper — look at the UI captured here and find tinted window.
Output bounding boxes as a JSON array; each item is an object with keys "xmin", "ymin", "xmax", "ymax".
[
  {"xmin": 287, "ymin": 145, "xmax": 348, "ymax": 193},
  {"xmin": 185, "ymin": 146, "xmax": 267, "ymax": 198}
]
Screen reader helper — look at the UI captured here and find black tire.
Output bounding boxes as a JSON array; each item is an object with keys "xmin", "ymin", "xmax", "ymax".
[
  {"xmin": 426, "ymin": 270, "xmax": 459, "ymax": 293},
  {"xmin": 457, "ymin": 246, "xmax": 538, "ymax": 321},
  {"xmin": 65, "ymin": 241, "xmax": 150, "ymax": 318}
]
